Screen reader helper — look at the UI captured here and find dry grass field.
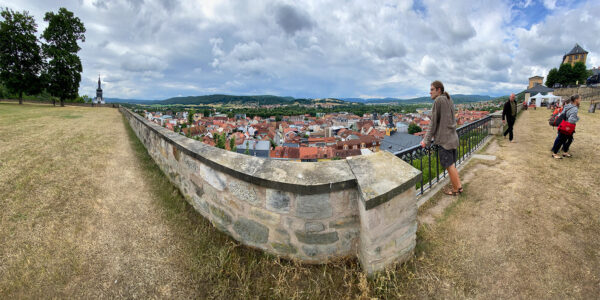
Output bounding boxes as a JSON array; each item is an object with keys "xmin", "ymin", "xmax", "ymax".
[{"xmin": 0, "ymin": 102, "xmax": 598, "ymax": 299}]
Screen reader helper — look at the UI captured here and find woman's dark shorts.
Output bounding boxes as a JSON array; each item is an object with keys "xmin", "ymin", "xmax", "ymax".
[{"xmin": 438, "ymin": 146, "xmax": 457, "ymax": 169}]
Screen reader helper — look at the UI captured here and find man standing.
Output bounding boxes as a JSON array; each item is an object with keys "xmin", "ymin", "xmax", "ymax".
[
  {"xmin": 502, "ymin": 93, "xmax": 517, "ymax": 142},
  {"xmin": 420, "ymin": 80, "xmax": 462, "ymax": 196}
]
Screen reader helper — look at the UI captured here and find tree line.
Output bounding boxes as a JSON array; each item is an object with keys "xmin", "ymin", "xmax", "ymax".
[
  {"xmin": 545, "ymin": 62, "xmax": 591, "ymax": 88},
  {"xmin": 0, "ymin": 7, "xmax": 85, "ymax": 106}
]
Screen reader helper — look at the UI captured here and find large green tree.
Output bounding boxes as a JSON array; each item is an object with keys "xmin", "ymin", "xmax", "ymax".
[
  {"xmin": 545, "ymin": 68, "xmax": 559, "ymax": 88},
  {"xmin": 42, "ymin": 8, "xmax": 85, "ymax": 107},
  {"xmin": 408, "ymin": 123, "xmax": 422, "ymax": 134},
  {"xmin": 0, "ymin": 9, "xmax": 43, "ymax": 104},
  {"xmin": 572, "ymin": 62, "xmax": 588, "ymax": 85},
  {"xmin": 557, "ymin": 63, "xmax": 573, "ymax": 86}
]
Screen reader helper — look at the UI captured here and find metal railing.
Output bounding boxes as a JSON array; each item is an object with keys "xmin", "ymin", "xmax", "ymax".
[{"xmin": 394, "ymin": 115, "xmax": 492, "ymax": 196}]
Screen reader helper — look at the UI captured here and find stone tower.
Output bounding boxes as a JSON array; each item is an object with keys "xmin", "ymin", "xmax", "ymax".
[
  {"xmin": 562, "ymin": 43, "xmax": 588, "ymax": 66},
  {"xmin": 94, "ymin": 75, "xmax": 105, "ymax": 104}
]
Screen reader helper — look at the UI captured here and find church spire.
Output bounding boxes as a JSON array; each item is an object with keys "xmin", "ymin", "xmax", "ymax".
[{"xmin": 97, "ymin": 74, "xmax": 101, "ymax": 89}]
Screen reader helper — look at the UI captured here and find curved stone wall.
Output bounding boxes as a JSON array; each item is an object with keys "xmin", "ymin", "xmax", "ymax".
[{"xmin": 120, "ymin": 108, "xmax": 421, "ymax": 273}]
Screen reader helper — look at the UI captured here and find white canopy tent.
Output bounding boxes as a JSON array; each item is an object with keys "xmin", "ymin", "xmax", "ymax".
[
  {"xmin": 529, "ymin": 93, "xmax": 543, "ymax": 107},
  {"xmin": 529, "ymin": 92, "xmax": 562, "ymax": 107}
]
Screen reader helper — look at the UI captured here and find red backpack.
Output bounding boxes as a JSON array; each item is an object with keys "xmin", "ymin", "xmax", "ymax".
[{"xmin": 548, "ymin": 107, "xmax": 572, "ymax": 127}]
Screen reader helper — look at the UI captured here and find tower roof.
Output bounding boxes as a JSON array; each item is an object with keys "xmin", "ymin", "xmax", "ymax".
[{"xmin": 566, "ymin": 43, "xmax": 588, "ymax": 55}]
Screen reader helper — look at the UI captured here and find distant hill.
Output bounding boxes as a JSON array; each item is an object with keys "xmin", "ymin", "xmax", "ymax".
[
  {"xmin": 342, "ymin": 94, "xmax": 493, "ymax": 104},
  {"xmin": 105, "ymin": 98, "xmax": 157, "ymax": 104},
  {"xmin": 107, "ymin": 94, "xmax": 495, "ymax": 106},
  {"xmin": 158, "ymin": 94, "xmax": 312, "ymax": 105}
]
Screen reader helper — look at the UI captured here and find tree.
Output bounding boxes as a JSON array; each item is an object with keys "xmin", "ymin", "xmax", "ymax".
[
  {"xmin": 42, "ymin": 8, "xmax": 85, "ymax": 107},
  {"xmin": 187, "ymin": 109, "xmax": 195, "ymax": 124},
  {"xmin": 269, "ymin": 138, "xmax": 277, "ymax": 149},
  {"xmin": 229, "ymin": 136, "xmax": 235, "ymax": 151},
  {"xmin": 545, "ymin": 68, "xmax": 559, "ymax": 88},
  {"xmin": 408, "ymin": 123, "xmax": 422, "ymax": 134},
  {"xmin": 216, "ymin": 133, "xmax": 226, "ymax": 149},
  {"xmin": 572, "ymin": 62, "xmax": 588, "ymax": 85},
  {"xmin": 557, "ymin": 63, "xmax": 573, "ymax": 86},
  {"xmin": 0, "ymin": 9, "xmax": 43, "ymax": 104}
]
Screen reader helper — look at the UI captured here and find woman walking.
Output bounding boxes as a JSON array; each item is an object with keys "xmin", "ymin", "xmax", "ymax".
[
  {"xmin": 551, "ymin": 94, "xmax": 580, "ymax": 159},
  {"xmin": 420, "ymin": 80, "xmax": 462, "ymax": 195}
]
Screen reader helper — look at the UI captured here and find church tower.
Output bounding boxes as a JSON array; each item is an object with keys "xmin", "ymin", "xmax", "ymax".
[{"xmin": 94, "ymin": 75, "xmax": 105, "ymax": 104}]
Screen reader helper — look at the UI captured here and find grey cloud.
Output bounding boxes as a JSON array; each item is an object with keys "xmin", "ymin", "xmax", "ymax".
[
  {"xmin": 274, "ymin": 4, "xmax": 314, "ymax": 35},
  {"xmin": 158, "ymin": 0, "xmax": 177, "ymax": 11},
  {"xmin": 126, "ymin": 0, "xmax": 144, "ymax": 11},
  {"xmin": 484, "ymin": 53, "xmax": 512, "ymax": 70},
  {"xmin": 376, "ymin": 38, "xmax": 407, "ymax": 59},
  {"xmin": 93, "ymin": 0, "xmax": 109, "ymax": 9},
  {"xmin": 120, "ymin": 53, "xmax": 167, "ymax": 72},
  {"xmin": 229, "ymin": 42, "xmax": 263, "ymax": 62},
  {"xmin": 446, "ymin": 18, "xmax": 476, "ymax": 43}
]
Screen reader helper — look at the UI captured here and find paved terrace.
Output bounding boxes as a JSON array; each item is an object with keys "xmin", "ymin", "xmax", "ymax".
[{"xmin": 0, "ymin": 102, "xmax": 598, "ymax": 298}]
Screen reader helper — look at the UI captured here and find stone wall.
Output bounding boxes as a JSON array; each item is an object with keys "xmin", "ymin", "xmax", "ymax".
[
  {"xmin": 553, "ymin": 86, "xmax": 600, "ymax": 100},
  {"xmin": 120, "ymin": 107, "xmax": 421, "ymax": 274}
]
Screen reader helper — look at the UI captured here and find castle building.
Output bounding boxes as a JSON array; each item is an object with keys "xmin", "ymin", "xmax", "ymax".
[
  {"xmin": 562, "ymin": 43, "xmax": 588, "ymax": 66},
  {"xmin": 528, "ymin": 76, "xmax": 544, "ymax": 88},
  {"xmin": 94, "ymin": 75, "xmax": 105, "ymax": 104}
]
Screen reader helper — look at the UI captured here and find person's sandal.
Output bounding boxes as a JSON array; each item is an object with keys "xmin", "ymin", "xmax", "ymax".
[
  {"xmin": 563, "ymin": 153, "xmax": 572, "ymax": 158},
  {"xmin": 552, "ymin": 153, "xmax": 562, "ymax": 159},
  {"xmin": 443, "ymin": 188, "xmax": 460, "ymax": 196}
]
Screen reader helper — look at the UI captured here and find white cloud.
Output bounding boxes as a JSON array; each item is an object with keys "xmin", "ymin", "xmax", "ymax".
[
  {"xmin": 0, "ymin": 0, "xmax": 598, "ymax": 99},
  {"xmin": 543, "ymin": 0, "xmax": 558, "ymax": 10}
]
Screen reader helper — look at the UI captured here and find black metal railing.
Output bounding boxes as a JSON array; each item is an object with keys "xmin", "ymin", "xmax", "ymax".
[{"xmin": 394, "ymin": 115, "xmax": 492, "ymax": 196}]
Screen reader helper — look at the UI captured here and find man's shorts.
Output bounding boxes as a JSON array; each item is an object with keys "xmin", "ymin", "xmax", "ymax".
[{"xmin": 438, "ymin": 146, "xmax": 457, "ymax": 169}]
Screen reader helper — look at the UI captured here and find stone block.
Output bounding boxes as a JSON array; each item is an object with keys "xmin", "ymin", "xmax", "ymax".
[
  {"xmin": 329, "ymin": 215, "xmax": 359, "ymax": 229},
  {"xmin": 330, "ymin": 189, "xmax": 359, "ymax": 214},
  {"xmin": 296, "ymin": 194, "xmax": 332, "ymax": 220},
  {"xmin": 172, "ymin": 144, "xmax": 181, "ymax": 161},
  {"xmin": 301, "ymin": 245, "xmax": 338, "ymax": 258},
  {"xmin": 250, "ymin": 206, "xmax": 281, "ymax": 226},
  {"xmin": 209, "ymin": 205, "xmax": 232, "ymax": 226},
  {"xmin": 198, "ymin": 163, "xmax": 226, "ymax": 191},
  {"xmin": 266, "ymin": 189, "xmax": 290, "ymax": 213},
  {"xmin": 234, "ymin": 218, "xmax": 269, "ymax": 244},
  {"xmin": 271, "ymin": 242, "xmax": 297, "ymax": 254},
  {"xmin": 302, "ymin": 245, "xmax": 318, "ymax": 257},
  {"xmin": 229, "ymin": 179, "xmax": 259, "ymax": 206},
  {"xmin": 340, "ymin": 229, "xmax": 360, "ymax": 252},
  {"xmin": 273, "ymin": 228, "xmax": 291, "ymax": 243},
  {"xmin": 295, "ymin": 231, "xmax": 339, "ymax": 245},
  {"xmin": 192, "ymin": 196, "xmax": 209, "ymax": 215},
  {"xmin": 305, "ymin": 222, "xmax": 325, "ymax": 233}
]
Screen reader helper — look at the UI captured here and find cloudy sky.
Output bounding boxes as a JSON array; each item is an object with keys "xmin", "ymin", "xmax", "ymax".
[{"xmin": 2, "ymin": 0, "xmax": 599, "ymax": 100}]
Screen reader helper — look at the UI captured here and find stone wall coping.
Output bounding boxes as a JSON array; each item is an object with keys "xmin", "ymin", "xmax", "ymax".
[
  {"xmin": 122, "ymin": 108, "xmax": 357, "ymax": 194},
  {"xmin": 347, "ymin": 151, "xmax": 422, "ymax": 210},
  {"xmin": 122, "ymin": 108, "xmax": 421, "ymax": 205}
]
